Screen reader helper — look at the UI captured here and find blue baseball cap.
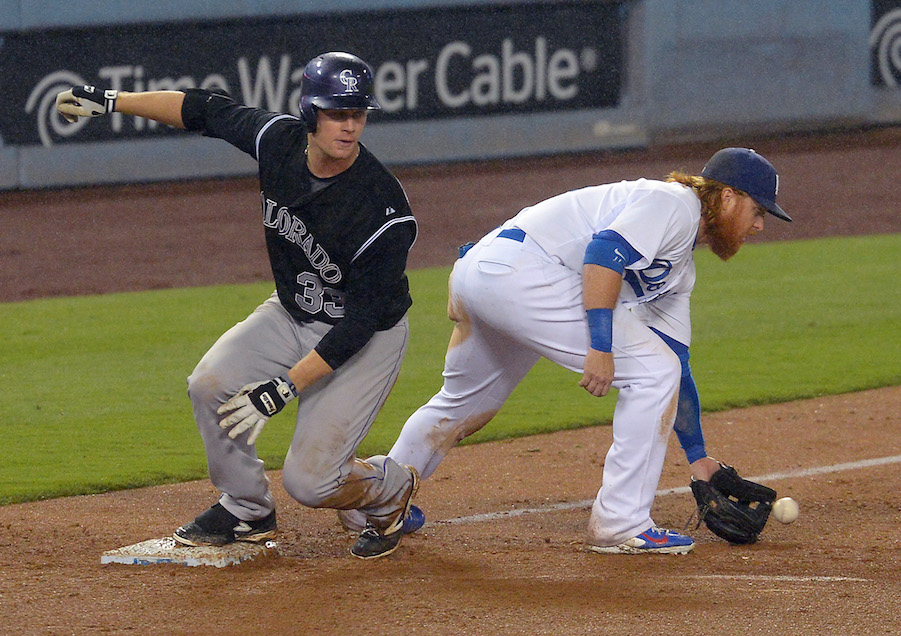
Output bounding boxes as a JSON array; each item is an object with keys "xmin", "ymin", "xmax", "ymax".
[{"xmin": 701, "ymin": 148, "xmax": 792, "ymax": 222}]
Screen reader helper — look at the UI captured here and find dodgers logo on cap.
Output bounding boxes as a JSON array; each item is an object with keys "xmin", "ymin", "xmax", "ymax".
[{"xmin": 701, "ymin": 148, "xmax": 792, "ymax": 222}]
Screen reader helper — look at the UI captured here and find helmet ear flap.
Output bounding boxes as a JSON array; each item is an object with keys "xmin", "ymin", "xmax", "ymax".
[{"xmin": 299, "ymin": 97, "xmax": 318, "ymax": 132}]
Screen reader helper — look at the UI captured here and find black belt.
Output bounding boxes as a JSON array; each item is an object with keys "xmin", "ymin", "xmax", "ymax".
[{"xmin": 497, "ymin": 227, "xmax": 526, "ymax": 242}]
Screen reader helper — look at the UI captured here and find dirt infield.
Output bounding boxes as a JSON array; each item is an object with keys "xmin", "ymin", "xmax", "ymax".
[
  {"xmin": 3, "ymin": 388, "xmax": 900, "ymax": 633},
  {"xmin": 1, "ymin": 127, "xmax": 900, "ymax": 634}
]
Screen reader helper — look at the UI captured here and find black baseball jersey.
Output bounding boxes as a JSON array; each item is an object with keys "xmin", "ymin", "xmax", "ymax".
[{"xmin": 181, "ymin": 89, "xmax": 417, "ymax": 369}]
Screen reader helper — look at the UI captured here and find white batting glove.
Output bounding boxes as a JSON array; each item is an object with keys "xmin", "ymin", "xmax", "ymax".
[
  {"xmin": 56, "ymin": 85, "xmax": 118, "ymax": 123},
  {"xmin": 217, "ymin": 375, "xmax": 299, "ymax": 445}
]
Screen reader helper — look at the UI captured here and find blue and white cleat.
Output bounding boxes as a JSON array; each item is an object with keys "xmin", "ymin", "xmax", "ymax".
[
  {"xmin": 586, "ymin": 526, "xmax": 695, "ymax": 555},
  {"xmin": 337, "ymin": 504, "xmax": 426, "ymax": 535},
  {"xmin": 403, "ymin": 505, "xmax": 426, "ymax": 534}
]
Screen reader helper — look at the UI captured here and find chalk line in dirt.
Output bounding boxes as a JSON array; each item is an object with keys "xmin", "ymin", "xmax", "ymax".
[{"xmin": 436, "ymin": 454, "xmax": 901, "ymax": 527}]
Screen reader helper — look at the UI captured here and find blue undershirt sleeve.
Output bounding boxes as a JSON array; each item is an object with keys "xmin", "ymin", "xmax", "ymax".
[
  {"xmin": 650, "ymin": 328, "xmax": 707, "ymax": 464},
  {"xmin": 674, "ymin": 371, "xmax": 706, "ymax": 463},
  {"xmin": 583, "ymin": 231, "xmax": 643, "ymax": 352},
  {"xmin": 583, "ymin": 230, "xmax": 642, "ymax": 274}
]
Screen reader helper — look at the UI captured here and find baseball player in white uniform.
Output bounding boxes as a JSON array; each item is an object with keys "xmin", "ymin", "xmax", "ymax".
[{"xmin": 377, "ymin": 148, "xmax": 791, "ymax": 554}]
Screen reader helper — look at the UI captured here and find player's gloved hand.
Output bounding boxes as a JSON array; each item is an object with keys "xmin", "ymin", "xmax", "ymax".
[
  {"xmin": 218, "ymin": 375, "xmax": 299, "ymax": 445},
  {"xmin": 56, "ymin": 85, "xmax": 118, "ymax": 123},
  {"xmin": 689, "ymin": 462, "xmax": 777, "ymax": 544}
]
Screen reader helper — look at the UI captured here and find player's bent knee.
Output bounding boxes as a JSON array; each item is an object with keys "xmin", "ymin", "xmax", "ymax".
[
  {"xmin": 186, "ymin": 356, "xmax": 246, "ymax": 406},
  {"xmin": 281, "ymin": 471, "xmax": 340, "ymax": 508},
  {"xmin": 186, "ymin": 369, "xmax": 226, "ymax": 406}
]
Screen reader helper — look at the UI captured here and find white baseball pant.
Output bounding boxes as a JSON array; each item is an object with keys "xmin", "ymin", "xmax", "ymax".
[{"xmin": 388, "ymin": 229, "xmax": 682, "ymax": 545}]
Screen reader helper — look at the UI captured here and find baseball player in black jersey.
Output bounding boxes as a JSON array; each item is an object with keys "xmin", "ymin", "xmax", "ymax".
[{"xmin": 57, "ymin": 52, "xmax": 421, "ymax": 559}]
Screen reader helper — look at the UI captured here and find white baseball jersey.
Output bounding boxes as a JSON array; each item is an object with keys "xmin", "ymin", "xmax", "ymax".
[
  {"xmin": 506, "ymin": 178, "xmax": 701, "ymax": 344},
  {"xmin": 387, "ymin": 177, "xmax": 709, "ymax": 547}
]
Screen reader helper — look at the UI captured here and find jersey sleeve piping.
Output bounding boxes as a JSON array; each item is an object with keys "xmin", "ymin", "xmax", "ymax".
[
  {"xmin": 351, "ymin": 216, "xmax": 418, "ymax": 262},
  {"xmin": 254, "ymin": 114, "xmax": 298, "ymax": 160}
]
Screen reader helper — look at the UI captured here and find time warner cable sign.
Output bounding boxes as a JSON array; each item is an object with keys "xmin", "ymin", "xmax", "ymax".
[
  {"xmin": 2, "ymin": 2, "xmax": 624, "ymax": 148},
  {"xmin": 871, "ymin": 0, "xmax": 901, "ymax": 87}
]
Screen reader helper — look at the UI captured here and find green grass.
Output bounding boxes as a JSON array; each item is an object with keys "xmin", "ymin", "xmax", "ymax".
[
  {"xmin": 689, "ymin": 235, "xmax": 900, "ymax": 405},
  {"xmin": 1, "ymin": 234, "xmax": 898, "ymax": 504}
]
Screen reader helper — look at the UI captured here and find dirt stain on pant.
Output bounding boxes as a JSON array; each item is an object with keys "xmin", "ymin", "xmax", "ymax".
[
  {"xmin": 446, "ymin": 276, "xmax": 472, "ymax": 350},
  {"xmin": 427, "ymin": 411, "xmax": 498, "ymax": 459},
  {"xmin": 659, "ymin": 387, "xmax": 679, "ymax": 440}
]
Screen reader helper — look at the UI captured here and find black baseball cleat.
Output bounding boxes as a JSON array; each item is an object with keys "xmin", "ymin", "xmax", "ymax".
[
  {"xmin": 173, "ymin": 502, "xmax": 277, "ymax": 547},
  {"xmin": 351, "ymin": 465, "xmax": 420, "ymax": 559}
]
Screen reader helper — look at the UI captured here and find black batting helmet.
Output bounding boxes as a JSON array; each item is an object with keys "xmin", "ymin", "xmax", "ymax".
[{"xmin": 299, "ymin": 52, "xmax": 380, "ymax": 131}]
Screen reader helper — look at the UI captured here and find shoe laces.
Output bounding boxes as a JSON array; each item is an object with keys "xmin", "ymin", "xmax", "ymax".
[{"xmin": 360, "ymin": 522, "xmax": 382, "ymax": 539}]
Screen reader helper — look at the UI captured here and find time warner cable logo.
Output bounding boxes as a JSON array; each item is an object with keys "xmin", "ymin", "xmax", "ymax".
[
  {"xmin": 870, "ymin": 8, "xmax": 901, "ymax": 87},
  {"xmin": 26, "ymin": 37, "xmax": 600, "ymax": 147},
  {"xmin": 25, "ymin": 70, "xmax": 91, "ymax": 146}
]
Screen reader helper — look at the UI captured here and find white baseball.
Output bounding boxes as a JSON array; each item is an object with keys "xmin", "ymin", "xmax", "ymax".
[{"xmin": 772, "ymin": 497, "xmax": 799, "ymax": 524}]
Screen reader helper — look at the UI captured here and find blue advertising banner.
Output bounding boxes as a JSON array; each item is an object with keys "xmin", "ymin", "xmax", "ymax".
[{"xmin": 1, "ymin": 1, "xmax": 624, "ymax": 148}]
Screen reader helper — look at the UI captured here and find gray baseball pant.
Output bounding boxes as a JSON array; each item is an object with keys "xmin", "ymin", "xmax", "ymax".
[{"xmin": 186, "ymin": 292, "xmax": 412, "ymax": 526}]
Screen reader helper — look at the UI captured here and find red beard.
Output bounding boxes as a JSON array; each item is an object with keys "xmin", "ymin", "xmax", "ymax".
[{"xmin": 704, "ymin": 215, "xmax": 745, "ymax": 261}]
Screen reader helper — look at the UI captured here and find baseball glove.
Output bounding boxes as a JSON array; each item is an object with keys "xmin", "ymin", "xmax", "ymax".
[{"xmin": 689, "ymin": 463, "xmax": 777, "ymax": 544}]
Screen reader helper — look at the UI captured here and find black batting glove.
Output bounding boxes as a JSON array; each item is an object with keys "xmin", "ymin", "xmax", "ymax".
[
  {"xmin": 217, "ymin": 375, "xmax": 299, "ymax": 445},
  {"xmin": 56, "ymin": 85, "xmax": 118, "ymax": 123}
]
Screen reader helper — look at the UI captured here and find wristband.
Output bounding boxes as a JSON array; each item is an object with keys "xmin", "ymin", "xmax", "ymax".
[
  {"xmin": 77, "ymin": 85, "xmax": 117, "ymax": 113},
  {"xmin": 102, "ymin": 89, "xmax": 119, "ymax": 113},
  {"xmin": 278, "ymin": 374, "xmax": 299, "ymax": 398},
  {"xmin": 586, "ymin": 308, "xmax": 613, "ymax": 353}
]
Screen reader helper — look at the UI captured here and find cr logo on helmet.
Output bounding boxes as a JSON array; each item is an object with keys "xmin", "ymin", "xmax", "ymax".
[{"xmin": 339, "ymin": 69, "xmax": 359, "ymax": 92}]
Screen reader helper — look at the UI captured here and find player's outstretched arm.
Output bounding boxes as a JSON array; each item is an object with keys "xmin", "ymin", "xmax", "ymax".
[
  {"xmin": 56, "ymin": 86, "xmax": 186, "ymax": 129},
  {"xmin": 115, "ymin": 91, "xmax": 186, "ymax": 128}
]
